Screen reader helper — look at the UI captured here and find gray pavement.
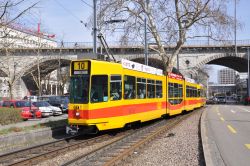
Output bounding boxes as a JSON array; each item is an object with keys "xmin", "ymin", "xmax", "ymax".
[
  {"xmin": 202, "ymin": 105, "xmax": 250, "ymax": 166},
  {"xmin": 0, "ymin": 114, "xmax": 68, "ymax": 131}
]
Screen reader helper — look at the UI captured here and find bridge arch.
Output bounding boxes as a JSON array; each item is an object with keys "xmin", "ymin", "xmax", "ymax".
[
  {"xmin": 195, "ymin": 53, "xmax": 247, "ymax": 72},
  {"xmin": 20, "ymin": 57, "xmax": 72, "ymax": 94}
]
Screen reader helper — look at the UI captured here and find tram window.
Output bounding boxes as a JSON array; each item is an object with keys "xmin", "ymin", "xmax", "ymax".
[
  {"xmin": 124, "ymin": 75, "xmax": 136, "ymax": 99},
  {"xmin": 70, "ymin": 75, "xmax": 89, "ymax": 104},
  {"xmin": 198, "ymin": 89, "xmax": 201, "ymax": 97},
  {"xmin": 156, "ymin": 81, "xmax": 162, "ymax": 98},
  {"xmin": 186, "ymin": 86, "xmax": 190, "ymax": 97},
  {"xmin": 190, "ymin": 87, "xmax": 193, "ymax": 97},
  {"xmin": 179, "ymin": 84, "xmax": 183, "ymax": 97},
  {"xmin": 137, "ymin": 78, "xmax": 146, "ymax": 99},
  {"xmin": 110, "ymin": 75, "xmax": 122, "ymax": 101},
  {"xmin": 193, "ymin": 88, "xmax": 197, "ymax": 97},
  {"xmin": 91, "ymin": 75, "xmax": 108, "ymax": 103},
  {"xmin": 189, "ymin": 86, "xmax": 192, "ymax": 97},
  {"xmin": 147, "ymin": 79, "xmax": 155, "ymax": 98},
  {"xmin": 192, "ymin": 87, "xmax": 195, "ymax": 97},
  {"xmin": 168, "ymin": 83, "xmax": 174, "ymax": 98},
  {"xmin": 174, "ymin": 83, "xmax": 179, "ymax": 97}
]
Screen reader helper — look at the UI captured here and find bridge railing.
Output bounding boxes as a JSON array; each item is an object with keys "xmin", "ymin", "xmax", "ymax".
[
  {"xmin": 56, "ymin": 40, "xmax": 250, "ymax": 48},
  {"xmin": 1, "ymin": 40, "xmax": 250, "ymax": 49}
]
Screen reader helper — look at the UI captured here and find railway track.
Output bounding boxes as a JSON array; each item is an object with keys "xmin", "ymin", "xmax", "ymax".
[
  {"xmin": 0, "ymin": 133, "xmax": 120, "ymax": 166},
  {"xmin": 62, "ymin": 110, "xmax": 200, "ymax": 166},
  {"xmin": 0, "ymin": 109, "xmax": 200, "ymax": 166}
]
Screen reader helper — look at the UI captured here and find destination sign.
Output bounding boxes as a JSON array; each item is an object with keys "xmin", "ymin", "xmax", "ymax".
[{"xmin": 73, "ymin": 70, "xmax": 88, "ymax": 74}]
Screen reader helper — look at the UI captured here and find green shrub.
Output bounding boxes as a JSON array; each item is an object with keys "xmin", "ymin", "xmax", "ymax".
[{"xmin": 0, "ymin": 108, "xmax": 23, "ymax": 125}]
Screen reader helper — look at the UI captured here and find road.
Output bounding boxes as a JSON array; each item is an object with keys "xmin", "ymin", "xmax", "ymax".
[{"xmin": 205, "ymin": 104, "xmax": 250, "ymax": 166}]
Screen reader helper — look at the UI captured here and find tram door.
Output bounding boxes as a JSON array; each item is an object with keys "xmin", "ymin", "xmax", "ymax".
[{"xmin": 167, "ymin": 79, "xmax": 184, "ymax": 116}]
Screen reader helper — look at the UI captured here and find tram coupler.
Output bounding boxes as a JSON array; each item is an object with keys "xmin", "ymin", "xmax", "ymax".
[{"xmin": 66, "ymin": 125, "xmax": 79, "ymax": 135}]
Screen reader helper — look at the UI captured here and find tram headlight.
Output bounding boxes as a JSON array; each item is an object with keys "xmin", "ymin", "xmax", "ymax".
[{"xmin": 76, "ymin": 112, "xmax": 80, "ymax": 117}]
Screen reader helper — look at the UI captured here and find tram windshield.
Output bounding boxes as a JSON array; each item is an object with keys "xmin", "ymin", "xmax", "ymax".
[{"xmin": 70, "ymin": 75, "xmax": 89, "ymax": 104}]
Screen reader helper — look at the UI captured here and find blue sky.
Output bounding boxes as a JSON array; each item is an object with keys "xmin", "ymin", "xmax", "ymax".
[
  {"xmin": 29, "ymin": 0, "xmax": 93, "ymax": 42},
  {"xmin": 20, "ymin": 0, "xmax": 250, "ymax": 42}
]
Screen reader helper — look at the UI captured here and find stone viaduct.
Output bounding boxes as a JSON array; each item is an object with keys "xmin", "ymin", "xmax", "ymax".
[{"xmin": 0, "ymin": 43, "xmax": 250, "ymax": 98}]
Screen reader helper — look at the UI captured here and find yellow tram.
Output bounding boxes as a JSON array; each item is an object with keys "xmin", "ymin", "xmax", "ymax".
[{"xmin": 67, "ymin": 59, "xmax": 205, "ymax": 134}]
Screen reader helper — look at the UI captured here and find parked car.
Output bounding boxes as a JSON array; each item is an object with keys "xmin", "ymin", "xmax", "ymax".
[
  {"xmin": 244, "ymin": 96, "xmax": 250, "ymax": 105},
  {"xmin": 216, "ymin": 96, "xmax": 226, "ymax": 104},
  {"xmin": 32, "ymin": 101, "xmax": 62, "ymax": 116},
  {"xmin": 1, "ymin": 100, "xmax": 42, "ymax": 120},
  {"xmin": 206, "ymin": 98, "xmax": 215, "ymax": 104},
  {"xmin": 39, "ymin": 96, "xmax": 69, "ymax": 113}
]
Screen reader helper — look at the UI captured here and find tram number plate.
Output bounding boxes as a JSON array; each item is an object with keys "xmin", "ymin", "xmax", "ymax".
[{"xmin": 74, "ymin": 62, "xmax": 88, "ymax": 71}]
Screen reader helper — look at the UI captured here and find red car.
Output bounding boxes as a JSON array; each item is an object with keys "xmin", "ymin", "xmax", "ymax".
[
  {"xmin": 2, "ymin": 100, "xmax": 42, "ymax": 120},
  {"xmin": 244, "ymin": 97, "xmax": 250, "ymax": 105}
]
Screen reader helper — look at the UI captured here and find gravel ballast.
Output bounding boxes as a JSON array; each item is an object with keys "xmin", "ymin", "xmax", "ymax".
[
  {"xmin": 122, "ymin": 109, "xmax": 205, "ymax": 166},
  {"xmin": 36, "ymin": 108, "xmax": 205, "ymax": 166}
]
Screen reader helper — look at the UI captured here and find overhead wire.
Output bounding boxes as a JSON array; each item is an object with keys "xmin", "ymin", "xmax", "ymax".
[
  {"xmin": 5, "ymin": 3, "xmax": 40, "ymax": 32},
  {"xmin": 54, "ymin": 0, "xmax": 86, "ymax": 25},
  {"xmin": 79, "ymin": 0, "xmax": 93, "ymax": 8}
]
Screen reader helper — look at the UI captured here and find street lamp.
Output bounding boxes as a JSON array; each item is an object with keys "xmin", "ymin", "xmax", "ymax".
[
  {"xmin": 243, "ymin": 47, "xmax": 250, "ymax": 98},
  {"xmin": 234, "ymin": 0, "xmax": 237, "ymax": 56}
]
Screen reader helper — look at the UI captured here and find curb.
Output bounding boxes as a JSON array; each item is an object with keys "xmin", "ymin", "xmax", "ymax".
[{"xmin": 201, "ymin": 107, "xmax": 225, "ymax": 166}]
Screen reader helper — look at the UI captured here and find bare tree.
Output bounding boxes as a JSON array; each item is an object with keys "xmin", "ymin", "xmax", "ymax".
[
  {"xmin": 97, "ymin": 0, "xmax": 235, "ymax": 72},
  {"xmin": 0, "ymin": 0, "xmax": 38, "ymax": 99},
  {"xmin": 0, "ymin": 1, "xmax": 38, "ymax": 27},
  {"xmin": 58, "ymin": 67, "xmax": 70, "ymax": 95},
  {"xmin": 0, "ymin": 26, "xmax": 36, "ymax": 99}
]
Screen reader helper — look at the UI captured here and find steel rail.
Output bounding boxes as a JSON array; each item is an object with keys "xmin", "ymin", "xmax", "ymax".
[{"xmin": 0, "ymin": 134, "xmax": 112, "ymax": 166}]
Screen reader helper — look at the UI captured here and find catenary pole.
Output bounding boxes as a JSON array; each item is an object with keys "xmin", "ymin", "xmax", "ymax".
[
  {"xmin": 144, "ymin": 0, "xmax": 149, "ymax": 65},
  {"xmin": 248, "ymin": 48, "xmax": 250, "ymax": 97},
  {"xmin": 234, "ymin": 0, "xmax": 237, "ymax": 56},
  {"xmin": 93, "ymin": 0, "xmax": 97, "ymax": 55}
]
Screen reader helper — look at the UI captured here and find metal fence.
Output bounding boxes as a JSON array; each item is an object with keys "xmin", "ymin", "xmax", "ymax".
[
  {"xmin": 1, "ymin": 39, "xmax": 250, "ymax": 49},
  {"xmin": 57, "ymin": 40, "xmax": 250, "ymax": 48}
]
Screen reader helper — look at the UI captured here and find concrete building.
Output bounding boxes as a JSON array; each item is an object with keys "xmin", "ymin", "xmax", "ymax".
[
  {"xmin": 0, "ymin": 23, "xmax": 57, "ymax": 48},
  {"xmin": 207, "ymin": 68, "xmax": 237, "ymax": 98},
  {"xmin": 218, "ymin": 68, "xmax": 236, "ymax": 84},
  {"xmin": 208, "ymin": 83, "xmax": 236, "ymax": 97}
]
